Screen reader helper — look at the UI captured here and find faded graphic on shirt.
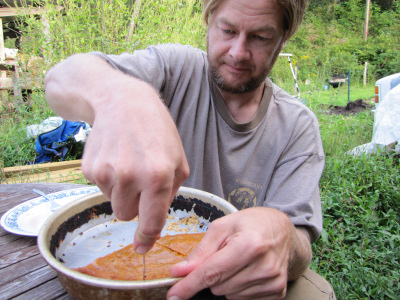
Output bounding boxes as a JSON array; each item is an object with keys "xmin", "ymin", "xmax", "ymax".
[{"xmin": 228, "ymin": 187, "xmax": 257, "ymax": 210}]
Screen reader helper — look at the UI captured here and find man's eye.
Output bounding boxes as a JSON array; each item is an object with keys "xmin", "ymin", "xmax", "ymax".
[
  {"xmin": 223, "ymin": 29, "xmax": 234, "ymax": 34},
  {"xmin": 255, "ymin": 35, "xmax": 268, "ymax": 41}
]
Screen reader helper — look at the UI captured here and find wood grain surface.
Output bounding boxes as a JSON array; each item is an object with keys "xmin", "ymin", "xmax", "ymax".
[{"xmin": 0, "ymin": 183, "xmax": 89, "ymax": 300}]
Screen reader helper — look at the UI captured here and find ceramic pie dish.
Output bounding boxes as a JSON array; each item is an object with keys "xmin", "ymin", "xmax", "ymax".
[{"xmin": 38, "ymin": 186, "xmax": 238, "ymax": 300}]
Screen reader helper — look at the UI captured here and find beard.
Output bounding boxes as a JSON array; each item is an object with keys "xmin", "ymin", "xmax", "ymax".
[{"xmin": 208, "ymin": 61, "xmax": 268, "ymax": 94}]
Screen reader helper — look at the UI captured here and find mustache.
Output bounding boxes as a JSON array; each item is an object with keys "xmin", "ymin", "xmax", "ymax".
[{"xmin": 221, "ymin": 57, "xmax": 253, "ymax": 69}]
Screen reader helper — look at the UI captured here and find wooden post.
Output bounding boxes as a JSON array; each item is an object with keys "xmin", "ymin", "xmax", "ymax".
[
  {"xmin": 364, "ymin": 61, "xmax": 368, "ymax": 87},
  {"xmin": 1, "ymin": 70, "xmax": 8, "ymax": 102},
  {"xmin": 41, "ymin": 15, "xmax": 51, "ymax": 63},
  {"xmin": 126, "ymin": 0, "xmax": 142, "ymax": 42},
  {"xmin": 363, "ymin": 0, "xmax": 370, "ymax": 87},
  {"xmin": 12, "ymin": 71, "xmax": 23, "ymax": 104},
  {"xmin": 0, "ymin": 17, "xmax": 5, "ymax": 62},
  {"xmin": 0, "ymin": 16, "xmax": 5, "ymax": 102},
  {"xmin": 363, "ymin": 0, "xmax": 370, "ymax": 41}
]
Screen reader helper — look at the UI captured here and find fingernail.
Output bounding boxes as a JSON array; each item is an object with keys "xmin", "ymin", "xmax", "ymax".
[
  {"xmin": 135, "ymin": 245, "xmax": 150, "ymax": 254},
  {"xmin": 174, "ymin": 260, "xmax": 188, "ymax": 268},
  {"xmin": 168, "ymin": 296, "xmax": 181, "ymax": 300}
]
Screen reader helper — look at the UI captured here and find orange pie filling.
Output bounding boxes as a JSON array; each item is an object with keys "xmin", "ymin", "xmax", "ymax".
[{"xmin": 73, "ymin": 232, "xmax": 205, "ymax": 281}]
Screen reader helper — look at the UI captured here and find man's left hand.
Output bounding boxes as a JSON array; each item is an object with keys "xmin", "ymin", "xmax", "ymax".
[{"xmin": 167, "ymin": 207, "xmax": 309, "ymax": 300}]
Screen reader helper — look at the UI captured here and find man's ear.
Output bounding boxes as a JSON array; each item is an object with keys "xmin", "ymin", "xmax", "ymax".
[
  {"xmin": 280, "ymin": 30, "xmax": 290, "ymax": 51},
  {"xmin": 280, "ymin": 40, "xmax": 287, "ymax": 52}
]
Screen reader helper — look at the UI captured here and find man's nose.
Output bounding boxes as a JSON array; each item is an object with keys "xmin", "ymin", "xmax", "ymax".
[{"xmin": 228, "ymin": 35, "xmax": 250, "ymax": 61}]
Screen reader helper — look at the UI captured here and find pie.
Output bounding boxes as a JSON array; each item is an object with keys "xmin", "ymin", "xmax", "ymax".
[{"xmin": 73, "ymin": 232, "xmax": 205, "ymax": 281}]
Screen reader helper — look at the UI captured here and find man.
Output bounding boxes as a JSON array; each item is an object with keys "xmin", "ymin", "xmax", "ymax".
[{"xmin": 45, "ymin": 0, "xmax": 336, "ymax": 299}]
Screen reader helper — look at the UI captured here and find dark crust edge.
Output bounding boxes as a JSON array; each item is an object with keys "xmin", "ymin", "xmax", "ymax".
[
  {"xmin": 50, "ymin": 196, "xmax": 226, "ymax": 256},
  {"xmin": 49, "ymin": 201, "xmax": 112, "ymax": 256}
]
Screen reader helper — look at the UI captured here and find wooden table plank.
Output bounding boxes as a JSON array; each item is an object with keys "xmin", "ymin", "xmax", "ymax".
[
  {"xmin": 12, "ymin": 277, "xmax": 71, "ymax": 300},
  {"xmin": 0, "ymin": 183, "xmax": 92, "ymax": 211},
  {"xmin": 0, "ymin": 236, "xmax": 36, "ymax": 256},
  {"xmin": 0, "ymin": 183, "xmax": 91, "ymax": 299},
  {"xmin": 0, "ymin": 190, "xmax": 29, "ymax": 206},
  {"xmin": 0, "ymin": 265, "xmax": 61, "ymax": 299},
  {"xmin": 0, "ymin": 231, "xmax": 24, "ymax": 245},
  {"xmin": 0, "ymin": 244, "xmax": 38, "ymax": 269},
  {"xmin": 0, "ymin": 254, "xmax": 48, "ymax": 285},
  {"xmin": 0, "ymin": 182, "xmax": 88, "ymax": 193}
]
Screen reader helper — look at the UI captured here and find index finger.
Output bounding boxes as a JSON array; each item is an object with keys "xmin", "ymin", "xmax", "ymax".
[{"xmin": 133, "ymin": 186, "xmax": 174, "ymax": 254}]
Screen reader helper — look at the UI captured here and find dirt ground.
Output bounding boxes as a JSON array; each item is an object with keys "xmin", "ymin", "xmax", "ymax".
[{"xmin": 326, "ymin": 99, "xmax": 375, "ymax": 116}]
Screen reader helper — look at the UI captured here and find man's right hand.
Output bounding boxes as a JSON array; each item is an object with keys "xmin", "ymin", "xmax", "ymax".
[{"xmin": 45, "ymin": 54, "xmax": 190, "ymax": 254}]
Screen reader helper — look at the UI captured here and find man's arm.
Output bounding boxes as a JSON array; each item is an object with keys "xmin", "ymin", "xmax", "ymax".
[
  {"xmin": 288, "ymin": 226, "xmax": 312, "ymax": 281},
  {"xmin": 45, "ymin": 54, "xmax": 190, "ymax": 253}
]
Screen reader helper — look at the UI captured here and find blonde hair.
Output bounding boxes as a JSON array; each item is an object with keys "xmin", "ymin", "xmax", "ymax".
[{"xmin": 202, "ymin": 0, "xmax": 306, "ymax": 40}]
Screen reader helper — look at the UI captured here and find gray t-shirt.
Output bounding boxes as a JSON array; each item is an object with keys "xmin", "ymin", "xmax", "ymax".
[{"xmin": 93, "ymin": 44, "xmax": 324, "ymax": 241}]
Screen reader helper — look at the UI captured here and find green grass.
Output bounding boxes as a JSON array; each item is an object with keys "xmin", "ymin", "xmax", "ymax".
[
  {"xmin": 317, "ymin": 110, "xmax": 374, "ymax": 156},
  {"xmin": 305, "ymin": 84, "xmax": 400, "ymax": 299},
  {"xmin": 0, "ymin": 91, "xmax": 51, "ymax": 168},
  {"xmin": 296, "ymin": 81, "xmax": 374, "ymax": 106},
  {"xmin": 313, "ymin": 154, "xmax": 400, "ymax": 299}
]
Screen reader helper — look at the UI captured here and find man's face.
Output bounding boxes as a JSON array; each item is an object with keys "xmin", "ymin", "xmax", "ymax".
[{"xmin": 207, "ymin": 0, "xmax": 286, "ymax": 94}]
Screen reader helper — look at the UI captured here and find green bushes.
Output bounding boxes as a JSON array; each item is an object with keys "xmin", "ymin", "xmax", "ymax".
[
  {"xmin": 313, "ymin": 154, "xmax": 400, "ymax": 299},
  {"xmin": 17, "ymin": 0, "xmax": 206, "ymax": 67},
  {"xmin": 278, "ymin": 0, "xmax": 400, "ymax": 85},
  {"xmin": 0, "ymin": 91, "xmax": 52, "ymax": 167}
]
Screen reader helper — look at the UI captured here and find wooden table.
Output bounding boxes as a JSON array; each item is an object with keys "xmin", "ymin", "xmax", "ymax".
[{"xmin": 0, "ymin": 182, "xmax": 90, "ymax": 299}]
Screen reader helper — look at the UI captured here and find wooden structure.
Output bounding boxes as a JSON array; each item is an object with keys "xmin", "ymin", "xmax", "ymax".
[
  {"xmin": 0, "ymin": 182, "xmax": 87, "ymax": 299},
  {"xmin": 0, "ymin": 2, "xmax": 59, "ymax": 101},
  {"xmin": 0, "ymin": 4, "xmax": 22, "ymax": 102},
  {"xmin": 1, "ymin": 159, "xmax": 88, "ymax": 184}
]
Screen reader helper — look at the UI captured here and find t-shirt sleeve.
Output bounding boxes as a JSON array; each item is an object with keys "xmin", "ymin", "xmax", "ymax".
[
  {"xmin": 90, "ymin": 44, "xmax": 207, "ymax": 106},
  {"xmin": 91, "ymin": 46, "xmax": 168, "ymax": 91}
]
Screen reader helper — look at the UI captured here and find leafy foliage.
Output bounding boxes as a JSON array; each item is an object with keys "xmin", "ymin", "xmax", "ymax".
[
  {"xmin": 0, "ymin": 91, "xmax": 53, "ymax": 167},
  {"xmin": 277, "ymin": 0, "xmax": 400, "ymax": 84},
  {"xmin": 16, "ymin": 0, "xmax": 205, "ymax": 66}
]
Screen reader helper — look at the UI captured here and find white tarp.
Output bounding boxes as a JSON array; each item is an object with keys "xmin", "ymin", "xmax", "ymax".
[
  {"xmin": 26, "ymin": 116, "xmax": 91, "ymax": 143},
  {"xmin": 348, "ymin": 84, "xmax": 400, "ymax": 155},
  {"xmin": 26, "ymin": 116, "xmax": 64, "ymax": 138}
]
